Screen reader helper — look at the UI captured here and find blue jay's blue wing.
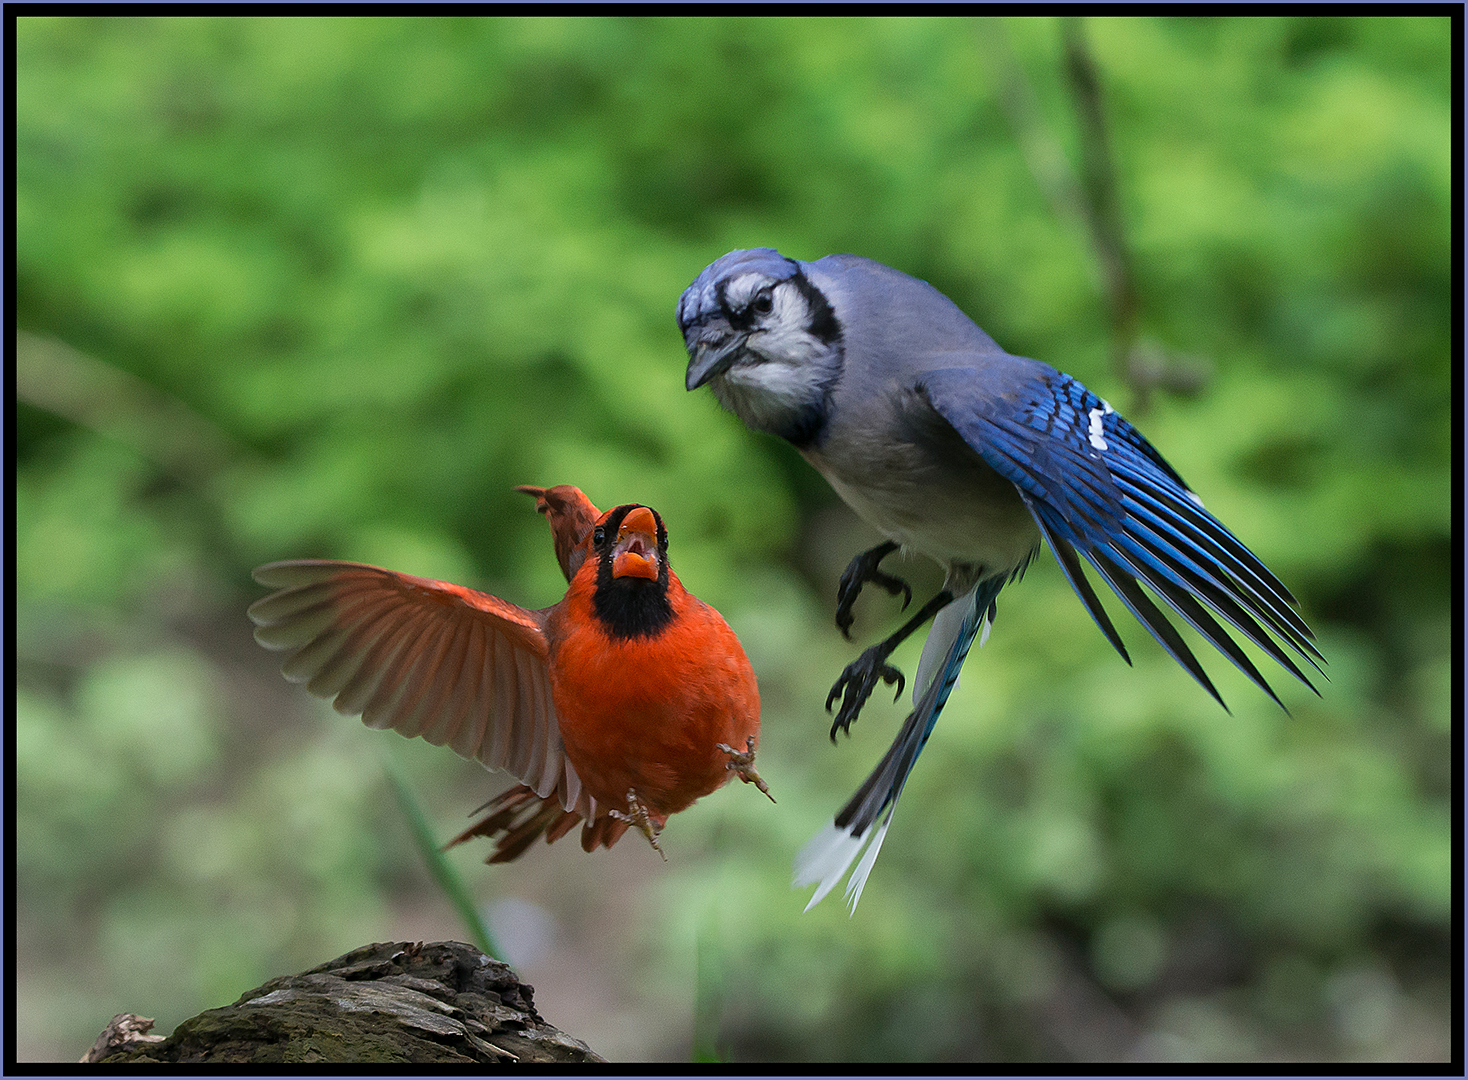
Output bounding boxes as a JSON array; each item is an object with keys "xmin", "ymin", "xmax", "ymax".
[{"xmin": 920, "ymin": 365, "xmax": 1323, "ymax": 710}]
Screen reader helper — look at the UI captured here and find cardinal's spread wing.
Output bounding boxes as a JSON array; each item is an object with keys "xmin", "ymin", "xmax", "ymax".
[{"xmin": 248, "ymin": 560, "xmax": 591, "ymax": 817}]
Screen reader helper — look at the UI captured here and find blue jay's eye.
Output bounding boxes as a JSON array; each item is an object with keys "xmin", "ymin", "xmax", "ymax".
[{"xmin": 752, "ymin": 291, "xmax": 774, "ymax": 316}]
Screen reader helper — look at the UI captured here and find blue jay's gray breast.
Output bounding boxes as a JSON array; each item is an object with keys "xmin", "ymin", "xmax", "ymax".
[{"xmin": 802, "ymin": 385, "xmax": 1041, "ymax": 579}]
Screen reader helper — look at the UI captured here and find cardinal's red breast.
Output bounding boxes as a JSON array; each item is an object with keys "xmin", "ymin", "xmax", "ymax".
[{"xmin": 547, "ymin": 567, "xmax": 759, "ymax": 825}]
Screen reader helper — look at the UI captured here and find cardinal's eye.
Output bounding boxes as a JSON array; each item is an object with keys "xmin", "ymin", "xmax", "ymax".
[
  {"xmin": 593, "ymin": 526, "xmax": 606, "ymax": 545},
  {"xmin": 751, "ymin": 291, "xmax": 774, "ymax": 316}
]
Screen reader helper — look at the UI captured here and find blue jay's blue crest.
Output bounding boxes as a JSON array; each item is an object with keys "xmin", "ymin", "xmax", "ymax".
[
  {"xmin": 677, "ymin": 247, "xmax": 798, "ymax": 332},
  {"xmin": 681, "ymin": 248, "xmax": 1324, "ymax": 914}
]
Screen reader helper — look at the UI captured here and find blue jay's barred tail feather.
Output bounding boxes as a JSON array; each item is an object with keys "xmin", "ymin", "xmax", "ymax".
[{"xmin": 794, "ymin": 579, "xmax": 1003, "ymax": 913}]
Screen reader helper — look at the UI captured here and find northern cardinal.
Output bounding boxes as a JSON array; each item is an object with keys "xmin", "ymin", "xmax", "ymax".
[{"xmin": 248, "ymin": 485, "xmax": 770, "ymax": 862}]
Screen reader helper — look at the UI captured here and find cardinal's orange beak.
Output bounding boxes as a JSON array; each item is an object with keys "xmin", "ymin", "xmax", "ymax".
[{"xmin": 612, "ymin": 506, "xmax": 661, "ymax": 580}]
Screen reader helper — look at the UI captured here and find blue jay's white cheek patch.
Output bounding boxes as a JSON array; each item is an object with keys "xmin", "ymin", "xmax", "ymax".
[
  {"xmin": 753, "ymin": 322, "xmax": 822, "ymax": 364},
  {"xmin": 769, "ymin": 280, "xmax": 807, "ymax": 328},
  {"xmin": 727, "ymin": 350, "xmax": 825, "ymax": 403},
  {"xmin": 711, "ymin": 361, "xmax": 821, "ymax": 438},
  {"xmin": 747, "ymin": 283, "xmax": 822, "ymax": 362}
]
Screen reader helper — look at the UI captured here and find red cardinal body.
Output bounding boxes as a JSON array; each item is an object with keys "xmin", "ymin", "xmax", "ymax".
[{"xmin": 249, "ymin": 485, "xmax": 767, "ymax": 862}]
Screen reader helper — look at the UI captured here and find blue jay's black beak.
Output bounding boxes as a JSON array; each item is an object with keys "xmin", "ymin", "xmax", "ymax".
[{"xmin": 684, "ymin": 321, "xmax": 745, "ymax": 391}]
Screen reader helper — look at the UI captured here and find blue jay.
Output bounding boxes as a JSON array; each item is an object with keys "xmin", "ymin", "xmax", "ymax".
[{"xmin": 679, "ymin": 248, "xmax": 1322, "ymax": 914}]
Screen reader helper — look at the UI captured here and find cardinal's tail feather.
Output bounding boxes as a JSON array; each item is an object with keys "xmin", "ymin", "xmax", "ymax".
[{"xmin": 449, "ymin": 784, "xmax": 583, "ymax": 863}]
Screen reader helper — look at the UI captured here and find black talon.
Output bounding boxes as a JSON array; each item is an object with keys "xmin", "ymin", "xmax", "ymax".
[
  {"xmin": 826, "ymin": 646, "xmax": 907, "ymax": 741},
  {"xmin": 835, "ymin": 541, "xmax": 911, "ymax": 640},
  {"xmin": 823, "ymin": 587, "xmax": 957, "ymax": 740}
]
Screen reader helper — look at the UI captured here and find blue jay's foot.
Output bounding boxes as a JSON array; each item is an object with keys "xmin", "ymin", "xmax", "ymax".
[
  {"xmin": 826, "ymin": 645, "xmax": 906, "ymax": 741},
  {"xmin": 825, "ymin": 588, "xmax": 956, "ymax": 740},
  {"xmin": 717, "ymin": 736, "xmax": 776, "ymax": 803},
  {"xmin": 835, "ymin": 541, "xmax": 912, "ymax": 640},
  {"xmin": 610, "ymin": 789, "xmax": 667, "ymax": 861}
]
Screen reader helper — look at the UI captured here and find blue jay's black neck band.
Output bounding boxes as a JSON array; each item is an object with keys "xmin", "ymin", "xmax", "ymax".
[
  {"xmin": 791, "ymin": 271, "xmax": 841, "ymax": 346},
  {"xmin": 785, "ymin": 267, "xmax": 841, "ymax": 446},
  {"xmin": 780, "ymin": 401, "xmax": 831, "ymax": 449}
]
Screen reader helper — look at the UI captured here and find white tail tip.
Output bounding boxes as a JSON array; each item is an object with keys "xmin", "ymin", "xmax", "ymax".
[{"xmin": 792, "ymin": 812, "xmax": 895, "ymax": 915}]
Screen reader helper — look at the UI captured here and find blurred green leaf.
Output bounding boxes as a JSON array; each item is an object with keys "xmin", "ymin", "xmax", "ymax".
[{"xmin": 383, "ymin": 753, "xmax": 501, "ymax": 961}]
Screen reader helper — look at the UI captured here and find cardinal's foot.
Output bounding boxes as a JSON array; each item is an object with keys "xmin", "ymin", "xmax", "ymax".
[
  {"xmin": 826, "ymin": 646, "xmax": 905, "ymax": 742},
  {"xmin": 610, "ymin": 789, "xmax": 666, "ymax": 861},
  {"xmin": 717, "ymin": 737, "xmax": 775, "ymax": 803},
  {"xmin": 834, "ymin": 541, "xmax": 912, "ymax": 640}
]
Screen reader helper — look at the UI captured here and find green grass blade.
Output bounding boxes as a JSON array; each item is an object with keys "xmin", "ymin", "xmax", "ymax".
[
  {"xmin": 382, "ymin": 753, "xmax": 502, "ymax": 961},
  {"xmin": 692, "ymin": 903, "xmax": 725, "ymax": 1062}
]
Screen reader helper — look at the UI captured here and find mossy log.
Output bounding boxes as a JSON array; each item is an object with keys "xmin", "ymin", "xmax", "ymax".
[{"xmin": 87, "ymin": 940, "xmax": 603, "ymax": 1064}]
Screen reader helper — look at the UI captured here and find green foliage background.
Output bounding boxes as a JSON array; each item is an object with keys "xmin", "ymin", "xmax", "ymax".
[{"xmin": 15, "ymin": 15, "xmax": 1451, "ymax": 1062}]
